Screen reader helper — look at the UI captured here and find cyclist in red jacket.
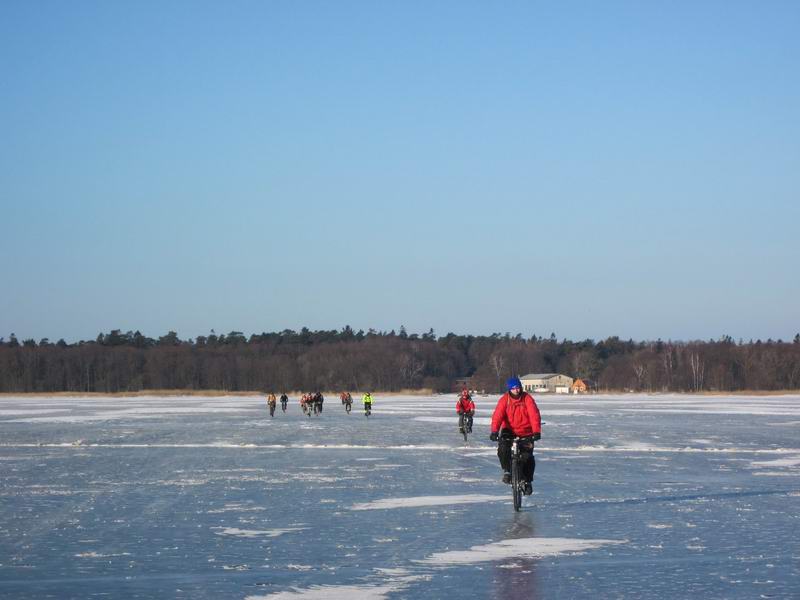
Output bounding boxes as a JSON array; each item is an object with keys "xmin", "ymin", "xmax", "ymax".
[
  {"xmin": 490, "ymin": 376, "xmax": 541, "ymax": 495},
  {"xmin": 456, "ymin": 389, "xmax": 476, "ymax": 434}
]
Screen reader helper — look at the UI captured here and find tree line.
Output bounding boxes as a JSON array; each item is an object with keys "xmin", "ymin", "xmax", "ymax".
[{"xmin": 1, "ymin": 328, "xmax": 799, "ymax": 394}]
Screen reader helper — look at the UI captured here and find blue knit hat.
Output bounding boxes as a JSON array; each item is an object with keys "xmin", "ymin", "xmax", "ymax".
[{"xmin": 506, "ymin": 376, "xmax": 522, "ymax": 391}]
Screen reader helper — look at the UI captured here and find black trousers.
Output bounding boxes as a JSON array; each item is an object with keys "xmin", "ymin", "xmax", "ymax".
[{"xmin": 497, "ymin": 435, "xmax": 535, "ymax": 482}]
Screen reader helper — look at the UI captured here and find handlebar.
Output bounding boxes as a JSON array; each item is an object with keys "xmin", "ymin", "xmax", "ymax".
[{"xmin": 495, "ymin": 432, "xmax": 538, "ymax": 443}]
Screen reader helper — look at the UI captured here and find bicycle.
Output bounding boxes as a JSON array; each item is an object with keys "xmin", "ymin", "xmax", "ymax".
[
  {"xmin": 281, "ymin": 399, "xmax": 288, "ymax": 413},
  {"xmin": 507, "ymin": 435, "xmax": 534, "ymax": 512},
  {"xmin": 458, "ymin": 412, "xmax": 473, "ymax": 442},
  {"xmin": 364, "ymin": 402, "xmax": 372, "ymax": 417},
  {"xmin": 344, "ymin": 399, "xmax": 352, "ymax": 414},
  {"xmin": 268, "ymin": 401, "xmax": 276, "ymax": 417}
]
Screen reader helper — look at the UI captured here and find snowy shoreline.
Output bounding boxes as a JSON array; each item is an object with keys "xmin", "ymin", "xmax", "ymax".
[{"xmin": 3, "ymin": 389, "xmax": 800, "ymax": 398}]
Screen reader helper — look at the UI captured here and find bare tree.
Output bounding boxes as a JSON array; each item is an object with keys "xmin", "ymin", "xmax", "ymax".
[
  {"xmin": 632, "ymin": 363, "xmax": 648, "ymax": 391},
  {"xmin": 489, "ymin": 352, "xmax": 505, "ymax": 378},
  {"xmin": 689, "ymin": 351, "xmax": 705, "ymax": 392}
]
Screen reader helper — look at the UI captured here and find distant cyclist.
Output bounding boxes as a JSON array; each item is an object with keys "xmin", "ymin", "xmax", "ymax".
[
  {"xmin": 266, "ymin": 393, "xmax": 277, "ymax": 417},
  {"xmin": 280, "ymin": 393, "xmax": 288, "ymax": 412},
  {"xmin": 456, "ymin": 389, "xmax": 475, "ymax": 434},
  {"xmin": 362, "ymin": 392, "xmax": 373, "ymax": 416},
  {"xmin": 314, "ymin": 392, "xmax": 324, "ymax": 414},
  {"xmin": 489, "ymin": 377, "xmax": 541, "ymax": 496}
]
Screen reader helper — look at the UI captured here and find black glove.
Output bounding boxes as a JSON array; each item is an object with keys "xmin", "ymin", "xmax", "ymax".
[
  {"xmin": 532, "ymin": 432, "xmax": 541, "ymax": 441},
  {"xmin": 490, "ymin": 432, "xmax": 499, "ymax": 442}
]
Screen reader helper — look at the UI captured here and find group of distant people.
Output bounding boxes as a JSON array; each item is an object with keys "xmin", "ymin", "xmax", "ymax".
[
  {"xmin": 265, "ymin": 393, "xmax": 289, "ymax": 416},
  {"xmin": 300, "ymin": 392, "xmax": 325, "ymax": 415},
  {"xmin": 264, "ymin": 391, "xmax": 373, "ymax": 417}
]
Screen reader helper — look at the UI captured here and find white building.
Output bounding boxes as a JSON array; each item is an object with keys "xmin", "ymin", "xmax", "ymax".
[{"xmin": 520, "ymin": 373, "xmax": 574, "ymax": 394}]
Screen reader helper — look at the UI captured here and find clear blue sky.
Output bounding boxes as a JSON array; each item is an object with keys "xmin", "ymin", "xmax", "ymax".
[{"xmin": 2, "ymin": 1, "xmax": 798, "ymax": 343}]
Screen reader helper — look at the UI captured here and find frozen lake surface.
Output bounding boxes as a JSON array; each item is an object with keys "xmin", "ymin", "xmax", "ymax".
[{"xmin": 1, "ymin": 393, "xmax": 799, "ymax": 598}]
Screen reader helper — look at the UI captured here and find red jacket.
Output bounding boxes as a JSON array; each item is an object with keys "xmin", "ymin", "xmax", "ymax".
[
  {"xmin": 456, "ymin": 397, "xmax": 475, "ymax": 414},
  {"xmin": 490, "ymin": 392, "xmax": 541, "ymax": 437}
]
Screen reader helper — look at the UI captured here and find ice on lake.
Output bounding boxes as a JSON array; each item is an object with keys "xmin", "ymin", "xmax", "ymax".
[{"xmin": 1, "ymin": 393, "xmax": 799, "ymax": 598}]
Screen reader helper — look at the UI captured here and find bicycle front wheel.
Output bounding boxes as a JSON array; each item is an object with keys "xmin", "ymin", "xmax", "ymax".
[{"xmin": 511, "ymin": 456, "xmax": 522, "ymax": 511}]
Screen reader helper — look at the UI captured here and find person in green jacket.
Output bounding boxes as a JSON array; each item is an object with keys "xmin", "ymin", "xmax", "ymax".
[{"xmin": 362, "ymin": 392, "xmax": 373, "ymax": 416}]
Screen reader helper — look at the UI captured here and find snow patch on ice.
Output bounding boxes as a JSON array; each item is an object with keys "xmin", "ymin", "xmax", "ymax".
[
  {"xmin": 621, "ymin": 407, "xmax": 800, "ymax": 416},
  {"xmin": 212, "ymin": 527, "xmax": 308, "ymax": 539},
  {"xmin": 418, "ymin": 537, "xmax": 625, "ymax": 565},
  {"xmin": 245, "ymin": 574, "xmax": 428, "ymax": 599},
  {"xmin": 413, "ymin": 416, "xmax": 491, "ymax": 425},
  {"xmin": 0, "ymin": 409, "xmax": 71, "ymax": 416},
  {"xmin": 0, "ymin": 442, "xmax": 454, "ymax": 451},
  {"xmin": 207, "ymin": 503, "xmax": 266, "ymax": 514},
  {"xmin": 750, "ymin": 455, "xmax": 800, "ymax": 469},
  {"xmin": 373, "ymin": 568, "xmax": 410, "ymax": 576},
  {"xmin": 547, "ymin": 445, "xmax": 800, "ymax": 455},
  {"xmin": 351, "ymin": 494, "xmax": 508, "ymax": 510},
  {"xmin": 7, "ymin": 406, "xmax": 256, "ymax": 423},
  {"xmin": 246, "ymin": 584, "xmax": 393, "ymax": 599}
]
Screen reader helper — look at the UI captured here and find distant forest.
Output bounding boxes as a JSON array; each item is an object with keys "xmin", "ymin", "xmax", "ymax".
[{"xmin": 1, "ymin": 328, "xmax": 800, "ymax": 394}]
